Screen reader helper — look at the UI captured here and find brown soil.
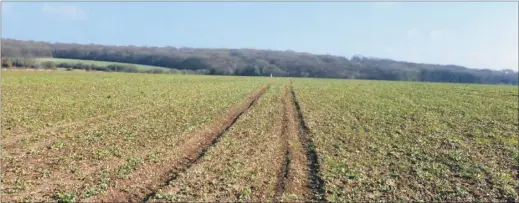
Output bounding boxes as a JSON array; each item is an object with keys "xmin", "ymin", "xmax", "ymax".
[
  {"xmin": 290, "ymin": 84, "xmax": 327, "ymax": 202},
  {"xmin": 274, "ymin": 82, "xmax": 311, "ymax": 202},
  {"xmin": 273, "ymin": 82, "xmax": 328, "ymax": 202}
]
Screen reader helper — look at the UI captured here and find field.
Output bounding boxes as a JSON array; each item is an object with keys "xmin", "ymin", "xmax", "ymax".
[
  {"xmin": 2, "ymin": 71, "xmax": 518, "ymax": 202},
  {"xmin": 34, "ymin": 58, "xmax": 169, "ymax": 71}
]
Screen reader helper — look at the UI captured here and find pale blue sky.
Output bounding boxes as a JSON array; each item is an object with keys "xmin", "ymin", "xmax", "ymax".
[{"xmin": 2, "ymin": 2, "xmax": 518, "ymax": 70}]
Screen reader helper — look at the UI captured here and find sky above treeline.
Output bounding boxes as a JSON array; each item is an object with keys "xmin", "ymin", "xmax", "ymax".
[{"xmin": 2, "ymin": 2, "xmax": 518, "ymax": 70}]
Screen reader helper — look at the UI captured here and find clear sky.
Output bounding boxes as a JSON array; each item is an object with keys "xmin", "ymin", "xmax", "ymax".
[{"xmin": 2, "ymin": 2, "xmax": 518, "ymax": 70}]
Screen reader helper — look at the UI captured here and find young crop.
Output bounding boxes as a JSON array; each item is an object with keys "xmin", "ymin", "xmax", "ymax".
[
  {"xmin": 151, "ymin": 81, "xmax": 285, "ymax": 202},
  {"xmin": 2, "ymin": 71, "xmax": 267, "ymax": 202},
  {"xmin": 292, "ymin": 79, "xmax": 518, "ymax": 202},
  {"xmin": 3, "ymin": 70, "xmax": 516, "ymax": 202}
]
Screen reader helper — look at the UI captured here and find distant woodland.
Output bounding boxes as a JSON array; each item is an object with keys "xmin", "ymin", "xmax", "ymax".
[{"xmin": 2, "ymin": 38, "xmax": 517, "ymax": 85}]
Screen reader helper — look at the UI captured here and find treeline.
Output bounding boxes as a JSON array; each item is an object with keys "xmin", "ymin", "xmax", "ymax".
[
  {"xmin": 53, "ymin": 62, "xmax": 178, "ymax": 74},
  {"xmin": 1, "ymin": 57, "xmax": 179, "ymax": 74},
  {"xmin": 1, "ymin": 57, "xmax": 41, "ymax": 69},
  {"xmin": 2, "ymin": 38, "xmax": 517, "ymax": 85}
]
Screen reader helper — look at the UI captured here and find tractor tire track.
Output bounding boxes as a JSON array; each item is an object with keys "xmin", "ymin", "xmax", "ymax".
[
  {"xmin": 289, "ymin": 83, "xmax": 327, "ymax": 202},
  {"xmin": 274, "ymin": 84, "xmax": 292, "ymax": 200},
  {"xmin": 84, "ymin": 84, "xmax": 271, "ymax": 203},
  {"xmin": 274, "ymin": 83, "xmax": 309, "ymax": 202},
  {"xmin": 274, "ymin": 82, "xmax": 327, "ymax": 202}
]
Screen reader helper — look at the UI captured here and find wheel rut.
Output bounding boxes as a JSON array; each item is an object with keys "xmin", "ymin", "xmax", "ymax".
[
  {"xmin": 290, "ymin": 84, "xmax": 327, "ymax": 202},
  {"xmin": 274, "ymin": 82, "xmax": 327, "ymax": 202}
]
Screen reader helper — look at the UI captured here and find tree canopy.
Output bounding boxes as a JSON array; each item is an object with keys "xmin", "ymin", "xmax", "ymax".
[{"xmin": 2, "ymin": 38, "xmax": 517, "ymax": 85}]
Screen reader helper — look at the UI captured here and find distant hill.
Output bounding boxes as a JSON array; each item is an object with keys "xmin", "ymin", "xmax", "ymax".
[{"xmin": 2, "ymin": 38, "xmax": 517, "ymax": 85}]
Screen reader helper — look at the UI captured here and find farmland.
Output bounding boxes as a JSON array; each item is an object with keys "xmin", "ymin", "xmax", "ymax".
[
  {"xmin": 293, "ymin": 80, "xmax": 518, "ymax": 201},
  {"xmin": 1, "ymin": 71, "xmax": 518, "ymax": 202}
]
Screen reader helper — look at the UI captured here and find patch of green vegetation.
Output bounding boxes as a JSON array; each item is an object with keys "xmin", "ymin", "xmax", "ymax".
[
  {"xmin": 34, "ymin": 58, "xmax": 169, "ymax": 71},
  {"xmin": 4, "ymin": 70, "xmax": 516, "ymax": 202},
  {"xmin": 2, "ymin": 71, "xmax": 268, "ymax": 202},
  {"xmin": 116, "ymin": 156, "xmax": 144, "ymax": 178},
  {"xmin": 293, "ymin": 79, "xmax": 518, "ymax": 201},
  {"xmin": 151, "ymin": 82, "xmax": 286, "ymax": 202},
  {"xmin": 54, "ymin": 192, "xmax": 77, "ymax": 203},
  {"xmin": 238, "ymin": 186, "xmax": 252, "ymax": 202}
]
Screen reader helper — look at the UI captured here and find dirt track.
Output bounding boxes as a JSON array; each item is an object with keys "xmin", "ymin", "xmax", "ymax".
[{"xmin": 274, "ymin": 82, "xmax": 326, "ymax": 202}]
